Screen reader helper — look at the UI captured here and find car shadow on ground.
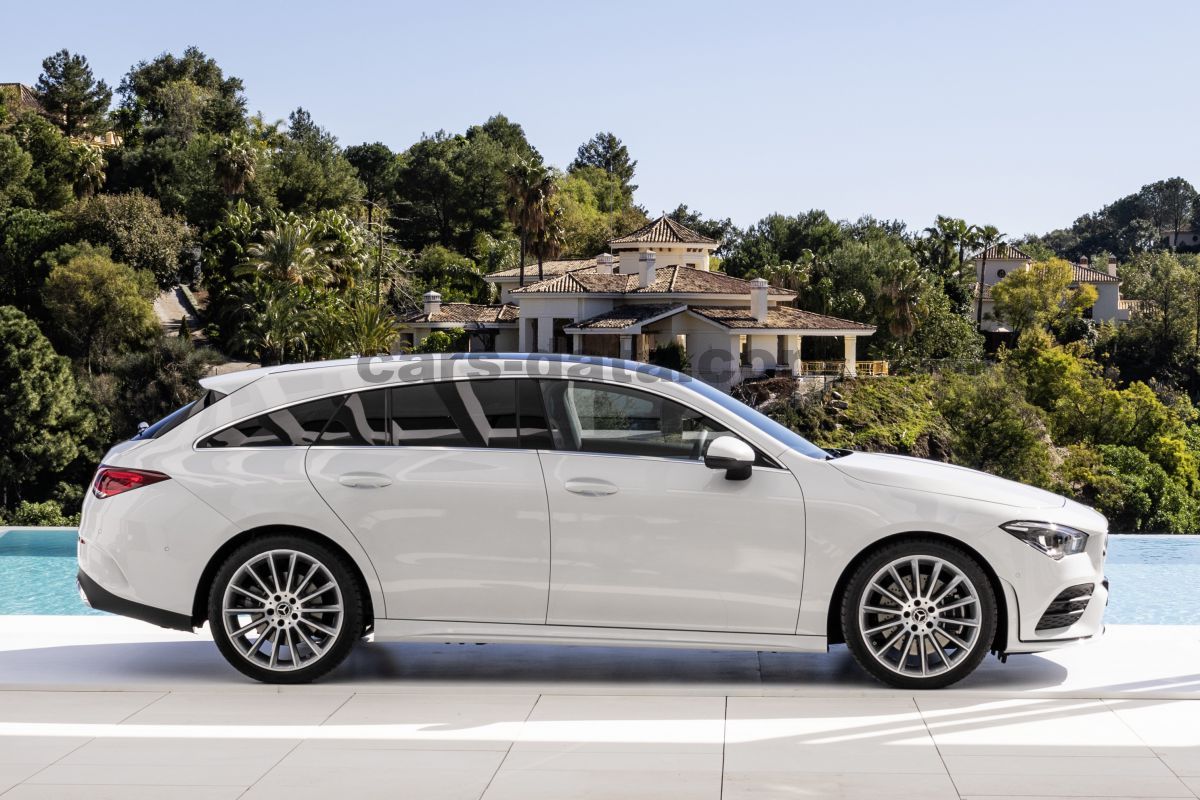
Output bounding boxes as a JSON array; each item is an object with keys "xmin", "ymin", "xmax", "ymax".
[{"xmin": 0, "ymin": 638, "xmax": 1075, "ymax": 693}]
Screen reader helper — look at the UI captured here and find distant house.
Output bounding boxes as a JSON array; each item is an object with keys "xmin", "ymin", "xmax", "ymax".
[
  {"xmin": 399, "ymin": 215, "xmax": 878, "ymax": 390},
  {"xmin": 972, "ymin": 244, "xmax": 1133, "ymax": 332},
  {"xmin": 0, "ymin": 82, "xmax": 122, "ymax": 148},
  {"xmin": 1165, "ymin": 230, "xmax": 1200, "ymax": 251}
]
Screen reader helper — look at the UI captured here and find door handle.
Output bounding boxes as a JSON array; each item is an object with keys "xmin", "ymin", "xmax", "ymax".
[
  {"xmin": 564, "ymin": 479, "xmax": 618, "ymax": 497},
  {"xmin": 337, "ymin": 472, "xmax": 392, "ymax": 488}
]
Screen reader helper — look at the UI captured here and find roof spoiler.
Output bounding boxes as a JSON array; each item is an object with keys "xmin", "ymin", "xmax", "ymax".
[{"xmin": 199, "ymin": 366, "xmax": 270, "ymax": 395}]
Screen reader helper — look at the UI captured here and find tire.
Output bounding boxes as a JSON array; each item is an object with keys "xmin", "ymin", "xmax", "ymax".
[
  {"xmin": 841, "ymin": 538, "xmax": 997, "ymax": 690},
  {"xmin": 208, "ymin": 535, "xmax": 364, "ymax": 684}
]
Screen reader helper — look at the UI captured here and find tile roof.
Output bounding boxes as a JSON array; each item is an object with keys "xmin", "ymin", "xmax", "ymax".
[
  {"xmin": 398, "ymin": 303, "xmax": 519, "ymax": 325},
  {"xmin": 510, "ymin": 265, "xmax": 795, "ymax": 296},
  {"xmin": 1072, "ymin": 263, "xmax": 1118, "ymax": 283},
  {"xmin": 485, "ymin": 258, "xmax": 593, "ymax": 280},
  {"xmin": 610, "ymin": 215, "xmax": 718, "ymax": 245},
  {"xmin": 689, "ymin": 306, "xmax": 876, "ymax": 332},
  {"xmin": 970, "ymin": 243, "xmax": 1031, "ymax": 261},
  {"xmin": 566, "ymin": 304, "xmax": 687, "ymax": 330}
]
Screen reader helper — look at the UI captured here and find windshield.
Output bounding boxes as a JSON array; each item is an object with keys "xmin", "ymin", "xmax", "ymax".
[{"xmin": 683, "ymin": 378, "xmax": 831, "ymax": 460}]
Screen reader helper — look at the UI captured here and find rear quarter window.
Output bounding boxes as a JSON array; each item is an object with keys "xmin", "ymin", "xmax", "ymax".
[{"xmin": 200, "ymin": 395, "xmax": 343, "ymax": 448}]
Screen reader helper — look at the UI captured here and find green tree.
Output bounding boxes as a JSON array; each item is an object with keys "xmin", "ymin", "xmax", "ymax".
[
  {"xmin": 0, "ymin": 207, "xmax": 70, "ymax": 311},
  {"xmin": 70, "ymin": 142, "xmax": 106, "ymax": 198},
  {"xmin": 115, "ymin": 46, "xmax": 246, "ymax": 142},
  {"xmin": 569, "ymin": 132, "xmax": 637, "ymax": 206},
  {"xmin": 0, "ymin": 305, "xmax": 92, "ymax": 505},
  {"xmin": 7, "ymin": 112, "xmax": 76, "ymax": 210},
  {"xmin": 111, "ymin": 333, "xmax": 222, "ymax": 435},
  {"xmin": 236, "ymin": 215, "xmax": 329, "ymax": 287},
  {"xmin": 40, "ymin": 245, "xmax": 159, "ymax": 372},
  {"xmin": 70, "ymin": 191, "xmax": 191, "ymax": 287},
  {"xmin": 414, "ymin": 328, "xmax": 465, "ymax": 353},
  {"xmin": 0, "ymin": 133, "xmax": 33, "ymax": 208},
  {"xmin": 311, "ymin": 296, "xmax": 399, "ymax": 358},
  {"xmin": 409, "ymin": 244, "xmax": 485, "ymax": 302},
  {"xmin": 214, "ymin": 130, "xmax": 258, "ymax": 198},
  {"xmin": 505, "ymin": 157, "xmax": 553, "ymax": 285},
  {"xmin": 344, "ymin": 141, "xmax": 396, "ymax": 225},
  {"xmin": 232, "ymin": 282, "xmax": 309, "ymax": 365},
  {"xmin": 269, "ymin": 108, "xmax": 363, "ymax": 213},
  {"xmin": 989, "ymin": 257, "xmax": 1097, "ymax": 335},
  {"xmin": 34, "ymin": 49, "xmax": 112, "ymax": 137}
]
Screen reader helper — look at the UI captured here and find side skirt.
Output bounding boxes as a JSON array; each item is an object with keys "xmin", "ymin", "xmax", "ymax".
[{"xmin": 372, "ymin": 619, "xmax": 828, "ymax": 653}]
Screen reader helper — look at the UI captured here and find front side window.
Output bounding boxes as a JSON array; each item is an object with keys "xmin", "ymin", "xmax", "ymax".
[
  {"xmin": 540, "ymin": 380, "xmax": 730, "ymax": 460},
  {"xmin": 200, "ymin": 395, "xmax": 342, "ymax": 448}
]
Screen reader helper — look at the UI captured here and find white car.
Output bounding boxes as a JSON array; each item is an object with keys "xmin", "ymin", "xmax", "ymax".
[{"xmin": 77, "ymin": 355, "xmax": 1108, "ymax": 688}]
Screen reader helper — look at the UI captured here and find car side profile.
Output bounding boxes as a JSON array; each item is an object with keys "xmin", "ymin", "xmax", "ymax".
[{"xmin": 77, "ymin": 354, "xmax": 1108, "ymax": 688}]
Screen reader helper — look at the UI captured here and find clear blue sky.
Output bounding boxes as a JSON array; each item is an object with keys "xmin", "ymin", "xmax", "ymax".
[{"xmin": 4, "ymin": 0, "xmax": 1197, "ymax": 236}]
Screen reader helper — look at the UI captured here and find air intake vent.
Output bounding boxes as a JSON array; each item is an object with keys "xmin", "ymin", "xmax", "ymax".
[{"xmin": 1036, "ymin": 583, "xmax": 1094, "ymax": 631}]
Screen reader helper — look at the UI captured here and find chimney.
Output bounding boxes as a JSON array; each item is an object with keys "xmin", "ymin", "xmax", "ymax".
[
  {"xmin": 1079, "ymin": 256, "xmax": 1089, "ymax": 266},
  {"xmin": 749, "ymin": 278, "xmax": 769, "ymax": 323},
  {"xmin": 423, "ymin": 290, "xmax": 442, "ymax": 316},
  {"xmin": 1107, "ymin": 256, "xmax": 1118, "ymax": 277},
  {"xmin": 595, "ymin": 253, "xmax": 614, "ymax": 274},
  {"xmin": 638, "ymin": 251, "xmax": 657, "ymax": 288}
]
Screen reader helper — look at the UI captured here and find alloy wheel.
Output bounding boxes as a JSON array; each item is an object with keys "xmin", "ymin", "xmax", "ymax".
[
  {"xmin": 221, "ymin": 549, "xmax": 344, "ymax": 672},
  {"xmin": 857, "ymin": 554, "xmax": 983, "ymax": 678}
]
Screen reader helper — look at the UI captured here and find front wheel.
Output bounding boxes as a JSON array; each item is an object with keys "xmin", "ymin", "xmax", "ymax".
[
  {"xmin": 841, "ymin": 539, "xmax": 997, "ymax": 690},
  {"xmin": 208, "ymin": 535, "xmax": 363, "ymax": 683}
]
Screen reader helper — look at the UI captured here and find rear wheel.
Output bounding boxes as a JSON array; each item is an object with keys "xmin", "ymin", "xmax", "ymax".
[
  {"xmin": 841, "ymin": 539, "xmax": 997, "ymax": 690},
  {"xmin": 208, "ymin": 535, "xmax": 363, "ymax": 683}
]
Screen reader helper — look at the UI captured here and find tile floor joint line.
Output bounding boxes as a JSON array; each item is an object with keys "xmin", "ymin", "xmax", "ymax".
[
  {"xmin": 719, "ymin": 694, "xmax": 728, "ymax": 800},
  {"xmin": 478, "ymin": 692, "xmax": 542, "ymax": 799},
  {"xmin": 1101, "ymin": 696, "xmax": 1199, "ymax": 798},
  {"xmin": 912, "ymin": 694, "xmax": 962, "ymax": 798}
]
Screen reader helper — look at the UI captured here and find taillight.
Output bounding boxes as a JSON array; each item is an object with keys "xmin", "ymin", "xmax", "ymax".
[{"xmin": 92, "ymin": 466, "xmax": 170, "ymax": 499}]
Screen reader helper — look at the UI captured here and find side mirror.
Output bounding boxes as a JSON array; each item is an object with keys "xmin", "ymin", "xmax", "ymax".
[{"xmin": 704, "ymin": 436, "xmax": 755, "ymax": 481}]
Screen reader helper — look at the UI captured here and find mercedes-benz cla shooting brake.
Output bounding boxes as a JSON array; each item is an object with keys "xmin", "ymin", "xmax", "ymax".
[{"xmin": 78, "ymin": 355, "xmax": 1108, "ymax": 688}]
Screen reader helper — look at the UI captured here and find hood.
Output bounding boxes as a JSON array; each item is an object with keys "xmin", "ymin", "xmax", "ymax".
[{"xmin": 830, "ymin": 452, "xmax": 1066, "ymax": 509}]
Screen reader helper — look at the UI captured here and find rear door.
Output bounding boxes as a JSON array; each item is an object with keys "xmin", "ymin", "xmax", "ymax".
[{"xmin": 305, "ymin": 379, "xmax": 552, "ymax": 624}]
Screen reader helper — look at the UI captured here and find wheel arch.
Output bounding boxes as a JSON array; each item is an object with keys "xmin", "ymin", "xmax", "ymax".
[
  {"xmin": 824, "ymin": 531, "xmax": 1008, "ymax": 652},
  {"xmin": 191, "ymin": 524, "xmax": 376, "ymax": 630}
]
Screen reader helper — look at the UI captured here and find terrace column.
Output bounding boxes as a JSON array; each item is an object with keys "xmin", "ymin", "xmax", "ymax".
[
  {"xmin": 786, "ymin": 335, "xmax": 803, "ymax": 376},
  {"xmin": 518, "ymin": 316, "xmax": 534, "ymax": 353},
  {"xmin": 843, "ymin": 335, "xmax": 858, "ymax": 377},
  {"xmin": 572, "ymin": 334, "xmax": 583, "ymax": 355},
  {"xmin": 619, "ymin": 335, "xmax": 634, "ymax": 361},
  {"xmin": 536, "ymin": 317, "xmax": 554, "ymax": 353}
]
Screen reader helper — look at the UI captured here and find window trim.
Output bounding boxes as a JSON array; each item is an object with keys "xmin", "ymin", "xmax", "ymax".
[{"xmin": 191, "ymin": 376, "xmax": 786, "ymax": 470}]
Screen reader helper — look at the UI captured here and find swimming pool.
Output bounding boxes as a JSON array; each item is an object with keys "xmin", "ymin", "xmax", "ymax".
[{"xmin": 2, "ymin": 528, "xmax": 1199, "ymax": 623}]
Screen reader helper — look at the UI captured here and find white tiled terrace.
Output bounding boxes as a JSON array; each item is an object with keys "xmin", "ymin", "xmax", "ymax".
[{"xmin": 0, "ymin": 618, "xmax": 1198, "ymax": 798}]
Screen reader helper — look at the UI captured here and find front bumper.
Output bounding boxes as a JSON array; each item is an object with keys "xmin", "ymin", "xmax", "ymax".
[{"xmin": 77, "ymin": 569, "xmax": 194, "ymax": 632}]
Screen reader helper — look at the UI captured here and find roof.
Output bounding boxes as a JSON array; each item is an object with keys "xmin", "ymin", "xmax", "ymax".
[
  {"xmin": 485, "ymin": 258, "xmax": 593, "ymax": 281},
  {"xmin": 970, "ymin": 243, "xmax": 1031, "ymax": 261},
  {"xmin": 1072, "ymin": 263, "xmax": 1118, "ymax": 283},
  {"xmin": 565, "ymin": 304, "xmax": 687, "ymax": 330},
  {"xmin": 689, "ymin": 306, "xmax": 876, "ymax": 332},
  {"xmin": 398, "ymin": 303, "xmax": 519, "ymax": 325},
  {"xmin": 510, "ymin": 265, "xmax": 795, "ymax": 297},
  {"xmin": 609, "ymin": 215, "xmax": 718, "ymax": 246}
]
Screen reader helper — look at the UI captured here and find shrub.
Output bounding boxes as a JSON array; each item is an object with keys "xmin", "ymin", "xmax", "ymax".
[{"xmin": 3, "ymin": 499, "xmax": 79, "ymax": 527}]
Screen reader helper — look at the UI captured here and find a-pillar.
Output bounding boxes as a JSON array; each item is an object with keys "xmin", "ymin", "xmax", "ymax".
[
  {"xmin": 619, "ymin": 334, "xmax": 634, "ymax": 361},
  {"xmin": 536, "ymin": 317, "xmax": 554, "ymax": 353},
  {"xmin": 843, "ymin": 335, "xmax": 857, "ymax": 377}
]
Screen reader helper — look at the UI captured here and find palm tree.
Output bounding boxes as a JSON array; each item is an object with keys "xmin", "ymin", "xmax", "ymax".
[
  {"xmin": 876, "ymin": 258, "xmax": 925, "ymax": 340},
  {"xmin": 233, "ymin": 284, "xmax": 309, "ymax": 365},
  {"xmin": 973, "ymin": 225, "xmax": 1005, "ymax": 328},
  {"xmin": 71, "ymin": 143, "xmax": 105, "ymax": 199},
  {"xmin": 505, "ymin": 158, "xmax": 553, "ymax": 285},
  {"xmin": 236, "ymin": 217, "xmax": 331, "ymax": 287},
  {"xmin": 338, "ymin": 298, "xmax": 400, "ymax": 356},
  {"xmin": 755, "ymin": 260, "xmax": 811, "ymax": 295},
  {"xmin": 215, "ymin": 131, "xmax": 258, "ymax": 198},
  {"xmin": 531, "ymin": 199, "xmax": 565, "ymax": 280}
]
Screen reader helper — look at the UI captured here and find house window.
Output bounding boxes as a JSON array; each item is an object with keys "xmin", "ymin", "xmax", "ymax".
[{"xmin": 996, "ymin": 268, "xmax": 1007, "ymax": 279}]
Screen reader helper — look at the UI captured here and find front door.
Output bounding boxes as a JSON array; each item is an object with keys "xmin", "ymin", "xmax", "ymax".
[
  {"xmin": 306, "ymin": 379, "xmax": 552, "ymax": 624},
  {"xmin": 537, "ymin": 379, "xmax": 806, "ymax": 633}
]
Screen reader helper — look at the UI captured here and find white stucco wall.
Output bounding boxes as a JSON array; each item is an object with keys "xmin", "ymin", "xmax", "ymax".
[{"xmin": 1092, "ymin": 283, "xmax": 1120, "ymax": 322}]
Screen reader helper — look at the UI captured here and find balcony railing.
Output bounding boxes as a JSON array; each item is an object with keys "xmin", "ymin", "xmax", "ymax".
[{"xmin": 797, "ymin": 360, "xmax": 889, "ymax": 377}]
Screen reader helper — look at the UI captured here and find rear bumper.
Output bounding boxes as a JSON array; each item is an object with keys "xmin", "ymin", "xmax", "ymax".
[{"xmin": 77, "ymin": 569, "xmax": 193, "ymax": 632}]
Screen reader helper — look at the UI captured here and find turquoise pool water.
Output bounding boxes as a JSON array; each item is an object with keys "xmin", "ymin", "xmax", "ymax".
[{"xmin": 1, "ymin": 528, "xmax": 1199, "ymax": 623}]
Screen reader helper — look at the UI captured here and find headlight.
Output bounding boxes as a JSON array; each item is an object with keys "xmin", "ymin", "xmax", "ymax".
[{"xmin": 1001, "ymin": 521, "xmax": 1089, "ymax": 560}]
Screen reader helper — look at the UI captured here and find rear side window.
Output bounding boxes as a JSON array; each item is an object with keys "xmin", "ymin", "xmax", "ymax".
[
  {"xmin": 200, "ymin": 395, "xmax": 342, "ymax": 448},
  {"xmin": 317, "ymin": 389, "xmax": 388, "ymax": 446},
  {"xmin": 389, "ymin": 379, "xmax": 549, "ymax": 449}
]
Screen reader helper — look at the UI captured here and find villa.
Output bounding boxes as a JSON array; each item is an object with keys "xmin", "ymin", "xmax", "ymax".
[
  {"xmin": 398, "ymin": 215, "xmax": 877, "ymax": 390},
  {"xmin": 972, "ymin": 243, "xmax": 1136, "ymax": 333}
]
